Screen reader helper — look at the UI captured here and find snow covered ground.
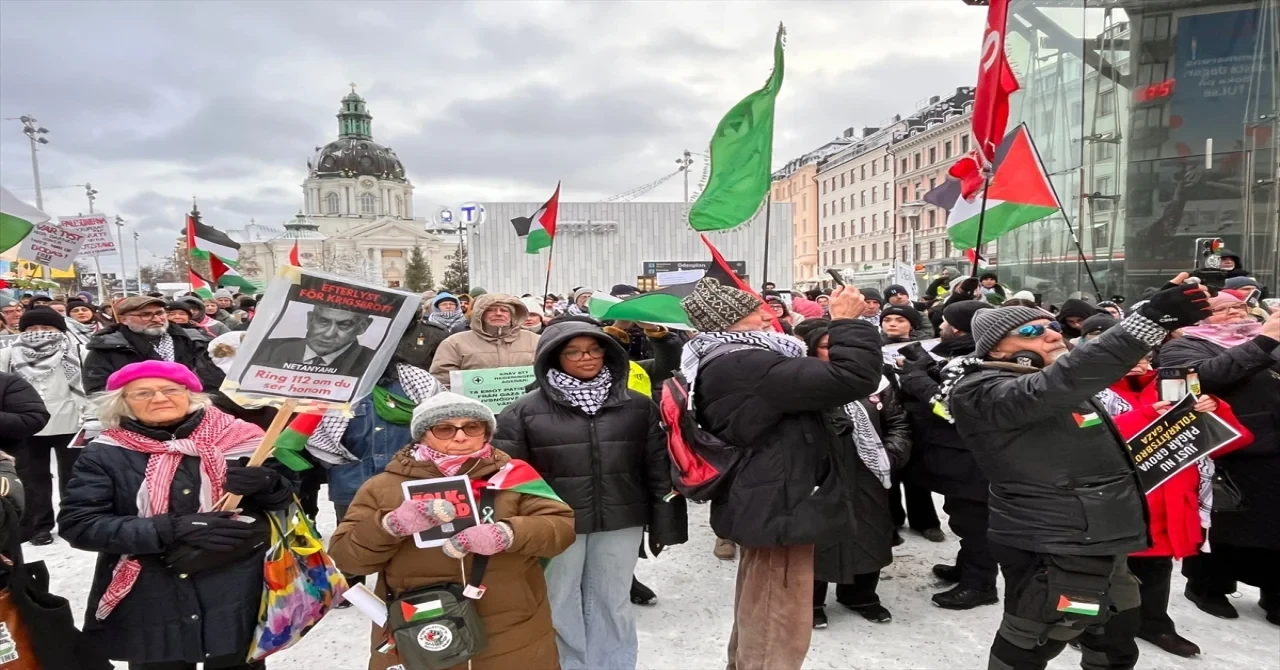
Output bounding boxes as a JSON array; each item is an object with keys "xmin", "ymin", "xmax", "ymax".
[{"xmin": 29, "ymin": 493, "xmax": 1279, "ymax": 669}]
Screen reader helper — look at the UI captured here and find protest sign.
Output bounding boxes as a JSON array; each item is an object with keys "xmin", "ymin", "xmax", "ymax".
[
  {"xmin": 16, "ymin": 221, "xmax": 85, "ymax": 270},
  {"xmin": 57, "ymin": 214, "xmax": 117, "ymax": 256},
  {"xmin": 0, "ymin": 335, "xmax": 16, "ymax": 351},
  {"xmin": 882, "ymin": 338, "xmax": 943, "ymax": 365},
  {"xmin": 401, "ymin": 475, "xmax": 481, "ymax": 549},
  {"xmin": 222, "ymin": 265, "xmax": 422, "ymax": 409},
  {"xmin": 1124, "ymin": 394, "xmax": 1243, "ymax": 494},
  {"xmin": 450, "ymin": 366, "xmax": 536, "ymax": 413}
]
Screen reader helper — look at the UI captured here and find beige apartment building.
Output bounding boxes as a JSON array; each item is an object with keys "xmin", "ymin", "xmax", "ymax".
[
  {"xmin": 891, "ymin": 89, "xmax": 986, "ymax": 276},
  {"xmin": 815, "ymin": 124, "xmax": 904, "ymax": 288},
  {"xmin": 773, "ymin": 139, "xmax": 849, "ymax": 288}
]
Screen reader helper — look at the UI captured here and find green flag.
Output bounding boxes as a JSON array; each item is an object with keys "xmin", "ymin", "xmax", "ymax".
[
  {"xmin": 0, "ymin": 186, "xmax": 49, "ymax": 253},
  {"xmin": 688, "ymin": 24, "xmax": 785, "ymax": 233}
]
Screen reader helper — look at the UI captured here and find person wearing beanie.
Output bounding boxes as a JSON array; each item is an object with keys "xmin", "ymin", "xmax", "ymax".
[
  {"xmin": 610, "ymin": 284, "xmax": 641, "ymax": 298},
  {"xmin": 801, "ymin": 323, "xmax": 913, "ymax": 628},
  {"xmin": 520, "ymin": 296, "xmax": 545, "ymax": 333},
  {"xmin": 164, "ymin": 300, "xmax": 200, "ymax": 327},
  {"xmin": 1159, "ymin": 285, "xmax": 1280, "ymax": 626},
  {"xmin": 494, "ymin": 319, "xmax": 686, "ymax": 668},
  {"xmin": 1, "ymin": 298, "xmax": 22, "ymax": 334},
  {"xmin": 567, "ymin": 287, "xmax": 594, "ymax": 316},
  {"xmin": 978, "ymin": 272, "xmax": 1008, "ymax": 305},
  {"xmin": 764, "ymin": 293, "xmax": 797, "ymax": 333},
  {"xmin": 936, "ymin": 275, "xmax": 1214, "ymax": 669},
  {"xmin": 1056, "ymin": 297, "xmax": 1102, "ymax": 340},
  {"xmin": 859, "ymin": 287, "xmax": 883, "ymax": 325},
  {"xmin": 1, "ymin": 307, "xmax": 85, "ymax": 546},
  {"xmin": 1077, "ymin": 313, "xmax": 1118, "ymax": 344},
  {"xmin": 58, "ymin": 359, "xmax": 294, "ymax": 667},
  {"xmin": 175, "ymin": 296, "xmax": 229, "ymax": 337},
  {"xmin": 679, "ymin": 279, "xmax": 883, "ymax": 669},
  {"xmin": 1010, "ymin": 289, "xmax": 1038, "ymax": 304},
  {"xmin": 430, "ymin": 293, "xmax": 540, "ymax": 386},
  {"xmin": 879, "ymin": 304, "xmax": 925, "ymax": 343},
  {"xmin": 883, "ymin": 284, "xmax": 929, "ymax": 312},
  {"xmin": 1215, "ymin": 248, "xmax": 1249, "ymax": 278},
  {"xmin": 330, "ymin": 390, "xmax": 575, "ymax": 670}
]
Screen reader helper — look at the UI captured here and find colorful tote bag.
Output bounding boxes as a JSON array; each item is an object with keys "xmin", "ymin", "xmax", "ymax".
[{"xmin": 247, "ymin": 500, "xmax": 348, "ymax": 661}]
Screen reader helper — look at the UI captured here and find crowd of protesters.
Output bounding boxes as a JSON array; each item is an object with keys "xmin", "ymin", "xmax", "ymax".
[{"xmin": 1, "ymin": 254, "xmax": 1276, "ymax": 670}]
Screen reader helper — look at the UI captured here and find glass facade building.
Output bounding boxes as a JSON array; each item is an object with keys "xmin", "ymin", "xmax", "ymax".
[{"xmin": 996, "ymin": 0, "xmax": 1277, "ymax": 304}]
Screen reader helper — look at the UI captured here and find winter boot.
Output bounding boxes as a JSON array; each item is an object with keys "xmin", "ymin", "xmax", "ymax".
[
  {"xmin": 813, "ymin": 607, "xmax": 828, "ymax": 629},
  {"xmin": 920, "ymin": 528, "xmax": 947, "ymax": 543},
  {"xmin": 1138, "ymin": 631, "xmax": 1200, "ymax": 657},
  {"xmin": 1184, "ymin": 585, "xmax": 1238, "ymax": 619},
  {"xmin": 713, "ymin": 537, "xmax": 737, "ymax": 561},
  {"xmin": 847, "ymin": 603, "xmax": 892, "ymax": 623},
  {"xmin": 932, "ymin": 564, "xmax": 961, "ymax": 583},
  {"xmin": 630, "ymin": 576, "xmax": 657, "ymax": 605},
  {"xmin": 932, "ymin": 585, "xmax": 999, "ymax": 610}
]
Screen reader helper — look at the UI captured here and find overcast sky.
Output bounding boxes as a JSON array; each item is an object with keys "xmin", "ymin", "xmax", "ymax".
[{"xmin": 0, "ymin": 0, "xmax": 984, "ymax": 265}]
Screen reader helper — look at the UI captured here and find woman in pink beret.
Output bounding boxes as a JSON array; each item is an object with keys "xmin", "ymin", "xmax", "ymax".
[{"xmin": 57, "ymin": 360, "xmax": 295, "ymax": 670}]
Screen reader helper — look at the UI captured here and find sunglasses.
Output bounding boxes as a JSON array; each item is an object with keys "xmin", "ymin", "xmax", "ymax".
[
  {"xmin": 1010, "ymin": 322, "xmax": 1062, "ymax": 339},
  {"xmin": 428, "ymin": 422, "xmax": 487, "ymax": 440}
]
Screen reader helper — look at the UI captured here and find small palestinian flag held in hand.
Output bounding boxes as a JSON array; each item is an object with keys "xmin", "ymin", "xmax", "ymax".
[
  {"xmin": 273, "ymin": 413, "xmax": 324, "ymax": 471},
  {"xmin": 483, "ymin": 459, "xmax": 564, "ymax": 503}
]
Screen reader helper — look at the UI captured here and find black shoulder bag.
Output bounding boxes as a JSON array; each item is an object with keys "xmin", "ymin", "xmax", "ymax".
[{"xmin": 385, "ymin": 488, "xmax": 496, "ymax": 670}]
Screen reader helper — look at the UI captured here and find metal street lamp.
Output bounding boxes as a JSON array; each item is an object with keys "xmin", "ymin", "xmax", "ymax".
[
  {"xmin": 114, "ymin": 215, "xmax": 129, "ymax": 297},
  {"xmin": 6, "ymin": 116, "xmax": 50, "ymax": 210}
]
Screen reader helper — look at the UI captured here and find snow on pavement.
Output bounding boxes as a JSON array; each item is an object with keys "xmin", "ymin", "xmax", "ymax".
[{"xmin": 28, "ymin": 492, "xmax": 1279, "ymax": 669}]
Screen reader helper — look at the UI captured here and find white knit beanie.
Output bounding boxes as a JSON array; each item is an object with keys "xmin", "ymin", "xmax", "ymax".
[{"xmin": 409, "ymin": 392, "xmax": 497, "ymax": 441}]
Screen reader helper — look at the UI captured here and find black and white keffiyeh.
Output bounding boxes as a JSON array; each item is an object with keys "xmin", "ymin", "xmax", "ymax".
[
  {"xmin": 305, "ymin": 363, "xmax": 442, "ymax": 465},
  {"xmin": 153, "ymin": 333, "xmax": 175, "ymax": 362},
  {"xmin": 8, "ymin": 331, "xmax": 83, "ymax": 388},
  {"xmin": 427, "ymin": 310, "xmax": 466, "ymax": 332},
  {"xmin": 547, "ymin": 366, "xmax": 614, "ymax": 415},
  {"xmin": 1094, "ymin": 387, "xmax": 1134, "ymax": 418},
  {"xmin": 930, "ymin": 356, "xmax": 984, "ymax": 422},
  {"xmin": 843, "ymin": 376, "xmax": 894, "ymax": 489},
  {"xmin": 679, "ymin": 330, "xmax": 807, "ymax": 406}
]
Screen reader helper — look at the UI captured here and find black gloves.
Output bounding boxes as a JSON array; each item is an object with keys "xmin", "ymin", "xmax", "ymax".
[
  {"xmin": 1138, "ymin": 280, "xmax": 1211, "ymax": 331},
  {"xmin": 224, "ymin": 466, "xmax": 284, "ymax": 498},
  {"xmin": 171, "ymin": 512, "xmax": 259, "ymax": 552},
  {"xmin": 957, "ymin": 277, "xmax": 981, "ymax": 295},
  {"xmin": 898, "ymin": 342, "xmax": 928, "ymax": 362}
]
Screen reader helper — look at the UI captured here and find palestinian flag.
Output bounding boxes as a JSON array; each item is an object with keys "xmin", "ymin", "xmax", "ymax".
[
  {"xmin": 189, "ymin": 269, "xmax": 214, "ymax": 299},
  {"xmin": 0, "ymin": 186, "xmax": 49, "ymax": 253},
  {"xmin": 510, "ymin": 182, "xmax": 560, "ymax": 254},
  {"xmin": 401, "ymin": 598, "xmax": 445, "ymax": 623},
  {"xmin": 1074, "ymin": 412, "xmax": 1102, "ymax": 428},
  {"xmin": 1056, "ymin": 595, "xmax": 1101, "ymax": 616},
  {"xmin": 926, "ymin": 124, "xmax": 1060, "ymax": 251},
  {"xmin": 272, "ymin": 413, "xmax": 323, "ymax": 471},
  {"xmin": 186, "ymin": 213, "xmax": 240, "ymax": 262},
  {"xmin": 209, "ymin": 253, "xmax": 257, "ymax": 292},
  {"xmin": 483, "ymin": 459, "xmax": 563, "ymax": 503}
]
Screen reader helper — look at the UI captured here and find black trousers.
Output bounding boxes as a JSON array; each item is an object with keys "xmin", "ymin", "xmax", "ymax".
[
  {"xmin": 814, "ymin": 572, "xmax": 880, "ymax": 608},
  {"xmin": 15, "ymin": 433, "xmax": 80, "ymax": 540},
  {"xmin": 1126, "ymin": 556, "xmax": 1176, "ymax": 637},
  {"xmin": 944, "ymin": 496, "xmax": 998, "ymax": 591},
  {"xmin": 889, "ymin": 478, "xmax": 940, "ymax": 531},
  {"xmin": 989, "ymin": 542, "xmax": 1140, "ymax": 670},
  {"xmin": 333, "ymin": 503, "xmax": 366, "ymax": 587},
  {"xmin": 1182, "ymin": 543, "xmax": 1280, "ymax": 604},
  {"xmin": 127, "ymin": 653, "xmax": 263, "ymax": 670}
]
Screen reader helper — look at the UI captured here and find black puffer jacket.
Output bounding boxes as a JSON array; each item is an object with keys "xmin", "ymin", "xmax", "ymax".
[
  {"xmin": 57, "ymin": 410, "xmax": 295, "ymax": 664},
  {"xmin": 493, "ymin": 320, "xmax": 686, "ymax": 544},
  {"xmin": 693, "ymin": 319, "xmax": 882, "ymax": 548},
  {"xmin": 83, "ymin": 323, "xmax": 224, "ymax": 395},
  {"xmin": 950, "ymin": 321, "xmax": 1155, "ymax": 556},
  {"xmin": 0, "ymin": 371, "xmax": 49, "ymax": 455},
  {"xmin": 897, "ymin": 337, "xmax": 989, "ymax": 501}
]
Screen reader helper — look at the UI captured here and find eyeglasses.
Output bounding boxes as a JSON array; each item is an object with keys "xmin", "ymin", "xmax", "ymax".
[
  {"xmin": 127, "ymin": 309, "xmax": 167, "ymax": 321},
  {"xmin": 562, "ymin": 346, "xmax": 606, "ymax": 361},
  {"xmin": 1211, "ymin": 304, "xmax": 1249, "ymax": 315},
  {"xmin": 124, "ymin": 386, "xmax": 187, "ymax": 402},
  {"xmin": 1010, "ymin": 322, "xmax": 1061, "ymax": 339},
  {"xmin": 428, "ymin": 422, "xmax": 487, "ymax": 439}
]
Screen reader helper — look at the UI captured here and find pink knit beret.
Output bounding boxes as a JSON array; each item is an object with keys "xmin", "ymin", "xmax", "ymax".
[{"xmin": 106, "ymin": 360, "xmax": 203, "ymax": 392}]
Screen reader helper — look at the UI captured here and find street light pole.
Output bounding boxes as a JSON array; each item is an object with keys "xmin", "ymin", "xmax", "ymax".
[
  {"xmin": 675, "ymin": 150, "xmax": 694, "ymax": 203},
  {"xmin": 9, "ymin": 116, "xmax": 50, "ymax": 210},
  {"xmin": 132, "ymin": 230, "xmax": 141, "ymax": 294},
  {"xmin": 85, "ymin": 184, "xmax": 107, "ymax": 304},
  {"xmin": 114, "ymin": 216, "xmax": 129, "ymax": 297}
]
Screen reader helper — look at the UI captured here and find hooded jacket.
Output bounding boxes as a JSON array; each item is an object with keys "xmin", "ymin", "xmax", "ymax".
[
  {"xmin": 493, "ymin": 320, "xmax": 687, "ymax": 543},
  {"xmin": 1056, "ymin": 298, "xmax": 1101, "ymax": 339},
  {"xmin": 329, "ymin": 448, "xmax": 575, "ymax": 670},
  {"xmin": 1217, "ymin": 248, "xmax": 1250, "ymax": 278},
  {"xmin": 428, "ymin": 294, "xmax": 541, "ymax": 385}
]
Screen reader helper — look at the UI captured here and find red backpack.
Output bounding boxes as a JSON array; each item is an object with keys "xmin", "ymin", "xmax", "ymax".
[{"xmin": 658, "ymin": 346, "xmax": 747, "ymax": 502}]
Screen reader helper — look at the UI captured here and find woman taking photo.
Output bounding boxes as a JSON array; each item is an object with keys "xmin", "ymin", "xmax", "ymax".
[
  {"xmin": 0, "ymin": 307, "xmax": 89, "ymax": 546},
  {"xmin": 494, "ymin": 318, "xmax": 686, "ymax": 670},
  {"xmin": 58, "ymin": 360, "xmax": 293, "ymax": 670},
  {"xmin": 329, "ymin": 392, "xmax": 576, "ymax": 670},
  {"xmin": 802, "ymin": 322, "xmax": 912, "ymax": 628}
]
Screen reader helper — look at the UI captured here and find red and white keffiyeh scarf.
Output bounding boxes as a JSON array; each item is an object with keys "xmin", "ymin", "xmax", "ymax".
[{"xmin": 93, "ymin": 407, "xmax": 264, "ymax": 620}]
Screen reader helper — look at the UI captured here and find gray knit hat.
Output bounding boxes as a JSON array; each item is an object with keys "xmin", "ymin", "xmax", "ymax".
[
  {"xmin": 410, "ymin": 391, "xmax": 497, "ymax": 441},
  {"xmin": 680, "ymin": 278, "xmax": 762, "ymax": 332},
  {"xmin": 971, "ymin": 306, "xmax": 1056, "ymax": 358}
]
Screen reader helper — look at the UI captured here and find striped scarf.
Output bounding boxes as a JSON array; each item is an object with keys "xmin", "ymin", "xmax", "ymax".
[{"xmin": 93, "ymin": 407, "xmax": 263, "ymax": 620}]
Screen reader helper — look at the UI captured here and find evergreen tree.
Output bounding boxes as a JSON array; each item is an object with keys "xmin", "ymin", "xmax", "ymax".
[
  {"xmin": 441, "ymin": 245, "xmax": 469, "ymax": 294},
  {"xmin": 404, "ymin": 244, "xmax": 431, "ymax": 292},
  {"xmin": 424, "ymin": 257, "xmax": 434, "ymax": 292}
]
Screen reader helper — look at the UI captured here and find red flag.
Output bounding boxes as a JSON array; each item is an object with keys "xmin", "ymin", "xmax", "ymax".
[
  {"xmin": 949, "ymin": 0, "xmax": 1020, "ymax": 199},
  {"xmin": 699, "ymin": 234, "xmax": 783, "ymax": 333},
  {"xmin": 288, "ymin": 240, "xmax": 300, "ymax": 266}
]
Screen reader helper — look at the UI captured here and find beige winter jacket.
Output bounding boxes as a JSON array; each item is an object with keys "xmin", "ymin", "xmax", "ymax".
[{"xmin": 429, "ymin": 293, "xmax": 540, "ymax": 386}]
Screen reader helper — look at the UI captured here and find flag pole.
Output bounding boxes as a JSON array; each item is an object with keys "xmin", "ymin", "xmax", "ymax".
[
  {"xmin": 541, "ymin": 238, "xmax": 555, "ymax": 305},
  {"xmin": 969, "ymin": 171, "xmax": 992, "ymax": 278},
  {"xmin": 760, "ymin": 193, "xmax": 772, "ymax": 289},
  {"xmin": 1031, "ymin": 145, "xmax": 1102, "ymax": 299}
]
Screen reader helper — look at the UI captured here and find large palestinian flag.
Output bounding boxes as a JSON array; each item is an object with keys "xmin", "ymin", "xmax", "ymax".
[
  {"xmin": 926, "ymin": 124, "xmax": 1060, "ymax": 250},
  {"xmin": 588, "ymin": 234, "xmax": 779, "ymax": 331},
  {"xmin": 0, "ymin": 186, "xmax": 49, "ymax": 253},
  {"xmin": 510, "ymin": 182, "xmax": 560, "ymax": 254},
  {"xmin": 186, "ymin": 212, "xmax": 256, "ymax": 292}
]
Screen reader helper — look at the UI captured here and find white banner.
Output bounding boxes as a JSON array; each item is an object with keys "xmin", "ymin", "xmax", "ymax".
[
  {"xmin": 893, "ymin": 263, "xmax": 919, "ymax": 300},
  {"xmin": 16, "ymin": 220, "xmax": 86, "ymax": 270},
  {"xmin": 57, "ymin": 214, "xmax": 117, "ymax": 256}
]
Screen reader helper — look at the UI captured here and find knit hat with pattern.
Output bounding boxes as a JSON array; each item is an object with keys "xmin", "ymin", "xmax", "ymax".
[
  {"xmin": 410, "ymin": 391, "xmax": 497, "ymax": 442},
  {"xmin": 680, "ymin": 278, "xmax": 762, "ymax": 332},
  {"xmin": 971, "ymin": 306, "xmax": 1055, "ymax": 358}
]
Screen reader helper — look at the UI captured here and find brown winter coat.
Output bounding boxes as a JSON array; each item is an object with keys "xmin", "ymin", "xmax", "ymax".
[
  {"xmin": 329, "ymin": 447, "xmax": 575, "ymax": 670},
  {"xmin": 428, "ymin": 293, "xmax": 541, "ymax": 385}
]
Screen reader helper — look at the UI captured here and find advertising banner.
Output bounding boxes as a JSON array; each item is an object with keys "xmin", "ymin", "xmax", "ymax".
[{"xmin": 222, "ymin": 265, "xmax": 422, "ymax": 410}]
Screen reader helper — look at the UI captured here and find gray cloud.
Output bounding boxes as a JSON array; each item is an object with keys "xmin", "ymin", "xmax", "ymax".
[{"xmin": 0, "ymin": 0, "xmax": 983, "ymax": 264}]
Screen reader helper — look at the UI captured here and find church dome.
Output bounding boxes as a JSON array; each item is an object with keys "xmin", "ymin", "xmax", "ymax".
[{"xmin": 308, "ymin": 86, "xmax": 408, "ymax": 183}]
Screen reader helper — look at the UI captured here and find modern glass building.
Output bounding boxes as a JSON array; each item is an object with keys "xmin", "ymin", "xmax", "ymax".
[{"xmin": 989, "ymin": 0, "xmax": 1277, "ymax": 304}]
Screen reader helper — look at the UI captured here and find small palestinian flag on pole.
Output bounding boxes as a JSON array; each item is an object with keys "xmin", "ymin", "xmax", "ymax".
[
  {"xmin": 189, "ymin": 269, "xmax": 215, "ymax": 299},
  {"xmin": 272, "ymin": 413, "xmax": 324, "ymax": 471},
  {"xmin": 587, "ymin": 234, "xmax": 781, "ymax": 331},
  {"xmin": 510, "ymin": 182, "xmax": 560, "ymax": 254},
  {"xmin": 483, "ymin": 459, "xmax": 564, "ymax": 503}
]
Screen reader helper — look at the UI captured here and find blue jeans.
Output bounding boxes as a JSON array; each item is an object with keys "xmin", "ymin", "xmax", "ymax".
[{"xmin": 545, "ymin": 526, "xmax": 645, "ymax": 670}]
